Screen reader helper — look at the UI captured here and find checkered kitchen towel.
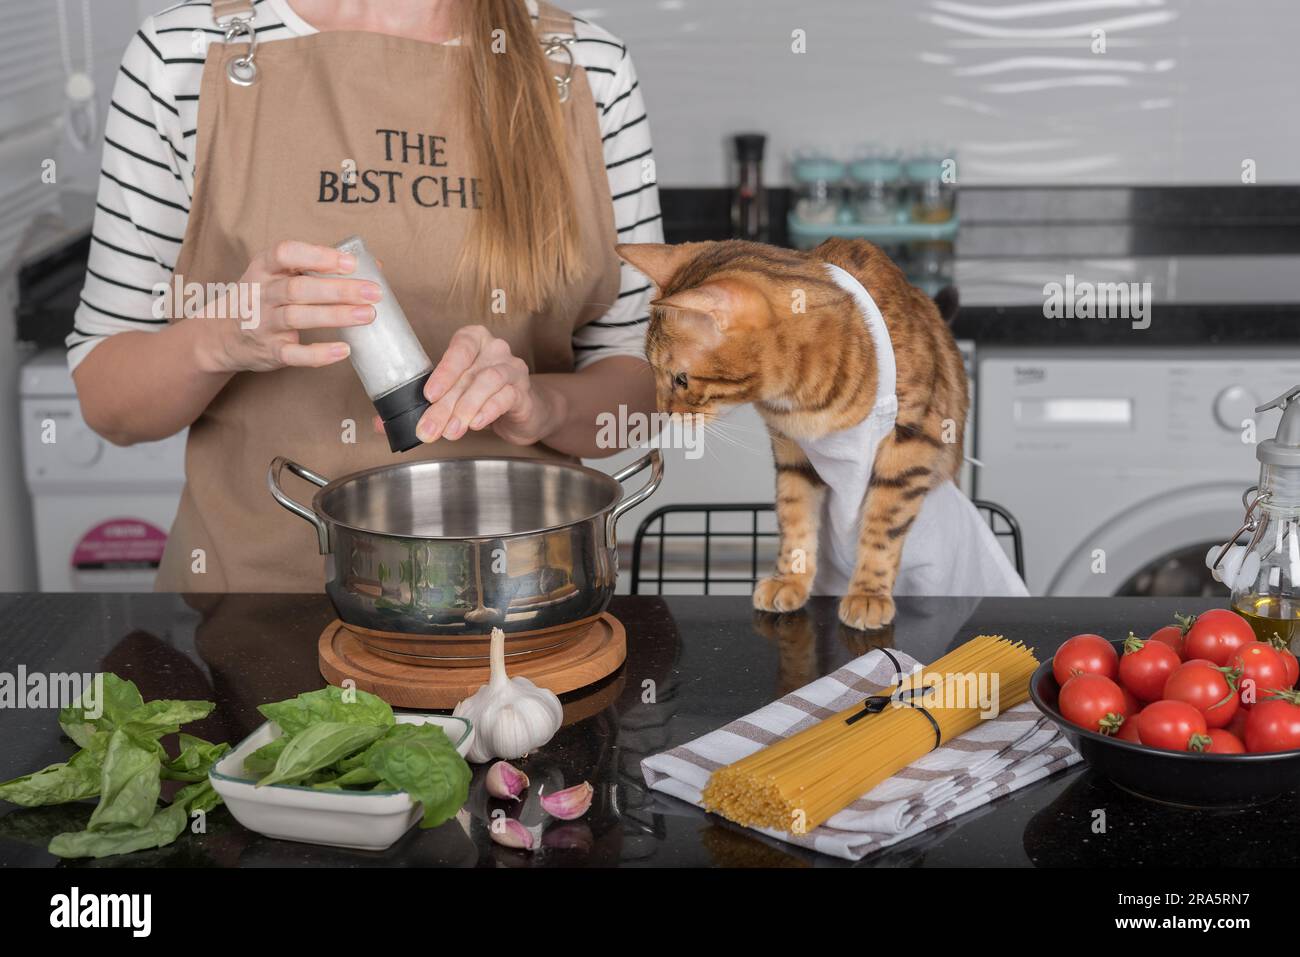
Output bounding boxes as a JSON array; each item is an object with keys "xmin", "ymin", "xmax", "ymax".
[{"xmin": 641, "ymin": 646, "xmax": 1081, "ymax": 861}]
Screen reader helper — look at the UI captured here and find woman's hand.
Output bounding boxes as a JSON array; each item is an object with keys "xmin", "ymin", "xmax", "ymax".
[
  {"xmin": 409, "ymin": 325, "xmax": 561, "ymax": 446},
  {"xmin": 196, "ymin": 241, "xmax": 381, "ymax": 374}
]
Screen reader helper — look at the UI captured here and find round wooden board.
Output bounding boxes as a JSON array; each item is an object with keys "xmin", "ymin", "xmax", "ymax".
[{"xmin": 319, "ymin": 612, "xmax": 626, "ymax": 710}]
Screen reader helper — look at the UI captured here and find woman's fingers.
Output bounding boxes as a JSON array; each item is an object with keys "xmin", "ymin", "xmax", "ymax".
[
  {"xmin": 263, "ymin": 274, "xmax": 382, "ymax": 307},
  {"xmin": 278, "ymin": 303, "xmax": 376, "ymax": 331},
  {"xmin": 276, "ymin": 340, "xmax": 352, "ymax": 368},
  {"xmin": 425, "ymin": 325, "xmax": 490, "ymax": 403},
  {"xmin": 415, "ymin": 373, "xmax": 471, "ymax": 443},
  {"xmin": 258, "ymin": 240, "xmax": 356, "ymax": 278},
  {"xmin": 466, "ymin": 383, "xmax": 519, "ymax": 432},
  {"xmin": 450, "ymin": 361, "xmax": 527, "ymax": 434}
]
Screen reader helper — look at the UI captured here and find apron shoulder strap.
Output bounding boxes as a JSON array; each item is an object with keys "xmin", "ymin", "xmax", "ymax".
[
  {"xmin": 534, "ymin": 1, "xmax": 577, "ymax": 39},
  {"xmin": 212, "ymin": 0, "xmax": 255, "ymax": 25}
]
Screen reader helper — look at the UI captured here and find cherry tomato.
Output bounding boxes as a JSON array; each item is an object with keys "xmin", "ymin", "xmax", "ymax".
[
  {"xmin": 1059, "ymin": 673, "xmax": 1127, "ymax": 735},
  {"xmin": 1229, "ymin": 641, "xmax": 1290, "ymax": 709},
  {"xmin": 1052, "ymin": 634, "xmax": 1119, "ymax": 686},
  {"xmin": 1149, "ymin": 623, "xmax": 1186, "ymax": 660},
  {"xmin": 1264, "ymin": 632, "xmax": 1299, "ymax": 688},
  {"xmin": 1120, "ymin": 686, "xmax": 1141, "ymax": 720},
  {"xmin": 1180, "ymin": 609, "xmax": 1255, "ymax": 667},
  {"xmin": 1118, "ymin": 632, "xmax": 1182, "ymax": 702},
  {"xmin": 1137, "ymin": 699, "xmax": 1207, "ymax": 751},
  {"xmin": 1225, "ymin": 708, "xmax": 1250, "ymax": 740},
  {"xmin": 1116, "ymin": 709, "xmax": 1143, "ymax": 743},
  {"xmin": 1163, "ymin": 659, "xmax": 1239, "ymax": 728},
  {"xmin": 1189, "ymin": 728, "xmax": 1245, "ymax": 754},
  {"xmin": 1244, "ymin": 692, "xmax": 1300, "ymax": 753}
]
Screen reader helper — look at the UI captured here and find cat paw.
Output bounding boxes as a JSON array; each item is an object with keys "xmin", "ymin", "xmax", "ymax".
[
  {"xmin": 838, "ymin": 592, "xmax": 895, "ymax": 630},
  {"xmin": 753, "ymin": 576, "xmax": 811, "ymax": 613}
]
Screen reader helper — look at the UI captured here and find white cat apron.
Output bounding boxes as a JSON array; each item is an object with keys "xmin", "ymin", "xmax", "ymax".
[{"xmin": 799, "ymin": 264, "xmax": 1029, "ymax": 598}]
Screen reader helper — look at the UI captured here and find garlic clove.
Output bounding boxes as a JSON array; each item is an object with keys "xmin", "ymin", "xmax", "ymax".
[
  {"xmin": 539, "ymin": 780, "xmax": 593, "ymax": 820},
  {"xmin": 485, "ymin": 761, "xmax": 529, "ymax": 801},
  {"xmin": 489, "ymin": 816, "xmax": 536, "ymax": 851}
]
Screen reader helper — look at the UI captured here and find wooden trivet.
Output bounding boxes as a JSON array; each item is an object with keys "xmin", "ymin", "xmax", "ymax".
[{"xmin": 318, "ymin": 612, "xmax": 626, "ymax": 710}]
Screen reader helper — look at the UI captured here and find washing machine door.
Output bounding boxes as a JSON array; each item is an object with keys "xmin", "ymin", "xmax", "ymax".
[{"xmin": 1047, "ymin": 482, "xmax": 1242, "ymax": 598}]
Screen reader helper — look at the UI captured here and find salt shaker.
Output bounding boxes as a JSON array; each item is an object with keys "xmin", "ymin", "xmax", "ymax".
[{"xmin": 319, "ymin": 236, "xmax": 432, "ymax": 453}]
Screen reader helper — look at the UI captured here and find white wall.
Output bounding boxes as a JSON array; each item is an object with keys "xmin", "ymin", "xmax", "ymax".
[{"xmin": 585, "ymin": 0, "xmax": 1300, "ymax": 186}]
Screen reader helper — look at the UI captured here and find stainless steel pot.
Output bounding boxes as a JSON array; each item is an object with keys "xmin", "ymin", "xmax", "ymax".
[{"xmin": 268, "ymin": 451, "xmax": 663, "ymax": 646}]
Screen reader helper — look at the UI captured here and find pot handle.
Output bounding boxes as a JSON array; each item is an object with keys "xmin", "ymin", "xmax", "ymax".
[
  {"xmin": 607, "ymin": 449, "xmax": 664, "ymax": 549},
  {"xmin": 268, "ymin": 457, "xmax": 332, "ymax": 554}
]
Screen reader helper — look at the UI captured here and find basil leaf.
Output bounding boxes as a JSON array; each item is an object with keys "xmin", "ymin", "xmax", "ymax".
[
  {"xmin": 49, "ymin": 802, "xmax": 188, "ymax": 860},
  {"xmin": 121, "ymin": 699, "xmax": 215, "ymax": 739},
  {"xmin": 310, "ymin": 765, "xmax": 382, "ymax": 790},
  {"xmin": 257, "ymin": 723, "xmax": 387, "ymax": 788},
  {"xmin": 163, "ymin": 734, "xmax": 230, "ymax": 782},
  {"xmin": 87, "ymin": 729, "xmax": 161, "ymax": 831},
  {"xmin": 257, "ymin": 686, "xmax": 395, "ymax": 736},
  {"xmin": 364, "ymin": 724, "xmax": 470, "ymax": 829},
  {"xmin": 173, "ymin": 779, "xmax": 222, "ymax": 815},
  {"xmin": 241, "ymin": 736, "xmax": 288, "ymax": 776},
  {"xmin": 57, "ymin": 674, "xmax": 145, "ymax": 746},
  {"xmin": 0, "ymin": 747, "xmax": 103, "ymax": 807}
]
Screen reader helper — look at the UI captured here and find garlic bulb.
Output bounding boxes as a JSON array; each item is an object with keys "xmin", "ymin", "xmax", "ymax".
[{"xmin": 453, "ymin": 628, "xmax": 563, "ymax": 763}]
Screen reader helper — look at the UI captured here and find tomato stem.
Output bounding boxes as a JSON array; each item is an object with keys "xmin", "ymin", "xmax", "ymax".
[
  {"xmin": 1173, "ymin": 612, "xmax": 1197, "ymax": 636},
  {"xmin": 1262, "ymin": 687, "xmax": 1300, "ymax": 705},
  {"xmin": 1099, "ymin": 712, "xmax": 1125, "ymax": 736},
  {"xmin": 1188, "ymin": 733, "xmax": 1213, "ymax": 752},
  {"xmin": 1122, "ymin": 632, "xmax": 1145, "ymax": 655},
  {"xmin": 1267, "ymin": 631, "xmax": 1293, "ymax": 654}
]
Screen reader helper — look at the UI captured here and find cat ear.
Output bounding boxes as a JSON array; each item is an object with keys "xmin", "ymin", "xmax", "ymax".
[
  {"xmin": 615, "ymin": 243, "xmax": 699, "ymax": 290},
  {"xmin": 654, "ymin": 281, "xmax": 746, "ymax": 334}
]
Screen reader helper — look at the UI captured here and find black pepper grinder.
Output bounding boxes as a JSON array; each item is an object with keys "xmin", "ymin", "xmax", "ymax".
[{"xmin": 731, "ymin": 132, "xmax": 769, "ymax": 242}]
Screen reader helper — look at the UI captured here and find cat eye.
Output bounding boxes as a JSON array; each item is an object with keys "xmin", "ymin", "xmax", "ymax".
[{"xmin": 672, "ymin": 372, "xmax": 689, "ymax": 390}]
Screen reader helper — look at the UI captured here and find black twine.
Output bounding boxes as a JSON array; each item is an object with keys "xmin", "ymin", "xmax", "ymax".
[{"xmin": 844, "ymin": 648, "xmax": 942, "ymax": 750}]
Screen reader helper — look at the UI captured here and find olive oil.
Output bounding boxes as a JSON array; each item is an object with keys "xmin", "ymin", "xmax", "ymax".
[{"xmin": 1232, "ymin": 595, "xmax": 1300, "ymax": 649}]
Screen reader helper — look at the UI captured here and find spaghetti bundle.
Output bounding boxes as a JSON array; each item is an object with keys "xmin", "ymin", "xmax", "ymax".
[{"xmin": 701, "ymin": 635, "xmax": 1039, "ymax": 834}]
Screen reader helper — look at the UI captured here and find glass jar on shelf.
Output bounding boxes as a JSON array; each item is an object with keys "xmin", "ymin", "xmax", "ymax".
[
  {"xmin": 790, "ymin": 151, "xmax": 845, "ymax": 226},
  {"xmin": 904, "ymin": 151, "xmax": 956, "ymax": 224},
  {"xmin": 847, "ymin": 151, "xmax": 904, "ymax": 225},
  {"xmin": 905, "ymin": 240, "xmax": 955, "ymax": 298}
]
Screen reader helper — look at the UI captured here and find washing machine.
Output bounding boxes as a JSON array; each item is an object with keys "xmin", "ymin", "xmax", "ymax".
[
  {"xmin": 975, "ymin": 347, "xmax": 1300, "ymax": 597},
  {"xmin": 20, "ymin": 350, "xmax": 186, "ymax": 591}
]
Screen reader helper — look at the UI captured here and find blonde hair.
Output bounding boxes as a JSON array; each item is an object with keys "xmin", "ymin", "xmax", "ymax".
[{"xmin": 456, "ymin": 0, "xmax": 585, "ymax": 316}]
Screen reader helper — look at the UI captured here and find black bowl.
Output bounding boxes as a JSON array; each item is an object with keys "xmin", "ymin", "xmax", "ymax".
[{"xmin": 1030, "ymin": 641, "xmax": 1300, "ymax": 808}]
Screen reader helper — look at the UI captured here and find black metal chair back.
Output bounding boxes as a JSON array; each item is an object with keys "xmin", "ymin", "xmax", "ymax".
[{"xmin": 628, "ymin": 499, "xmax": 1024, "ymax": 595}]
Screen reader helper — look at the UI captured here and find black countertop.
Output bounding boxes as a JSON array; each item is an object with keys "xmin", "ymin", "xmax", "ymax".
[{"xmin": 0, "ymin": 592, "xmax": 1294, "ymax": 869}]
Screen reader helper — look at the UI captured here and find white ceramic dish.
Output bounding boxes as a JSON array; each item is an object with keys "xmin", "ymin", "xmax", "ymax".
[{"xmin": 209, "ymin": 713, "xmax": 473, "ymax": 851}]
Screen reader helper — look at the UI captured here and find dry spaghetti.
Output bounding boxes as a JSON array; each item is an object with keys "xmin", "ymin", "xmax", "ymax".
[{"xmin": 701, "ymin": 635, "xmax": 1039, "ymax": 834}]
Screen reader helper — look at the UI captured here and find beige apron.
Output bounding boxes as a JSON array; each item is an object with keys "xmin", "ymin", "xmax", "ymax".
[{"xmin": 155, "ymin": 0, "xmax": 620, "ymax": 592}]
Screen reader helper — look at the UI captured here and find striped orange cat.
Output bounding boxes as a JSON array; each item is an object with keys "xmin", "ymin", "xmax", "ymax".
[{"xmin": 617, "ymin": 238, "xmax": 1023, "ymax": 629}]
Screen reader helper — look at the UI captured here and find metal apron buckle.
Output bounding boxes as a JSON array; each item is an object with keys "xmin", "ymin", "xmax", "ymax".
[
  {"xmin": 224, "ymin": 15, "xmax": 258, "ymax": 86},
  {"xmin": 542, "ymin": 37, "xmax": 576, "ymax": 103}
]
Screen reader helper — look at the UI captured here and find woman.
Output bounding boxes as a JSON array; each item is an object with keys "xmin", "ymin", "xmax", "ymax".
[{"xmin": 69, "ymin": 0, "xmax": 661, "ymax": 591}]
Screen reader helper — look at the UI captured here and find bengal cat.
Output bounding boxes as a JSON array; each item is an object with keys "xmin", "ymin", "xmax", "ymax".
[{"xmin": 616, "ymin": 238, "xmax": 967, "ymax": 630}]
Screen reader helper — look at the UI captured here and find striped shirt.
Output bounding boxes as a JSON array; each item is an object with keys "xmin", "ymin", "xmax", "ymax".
[{"xmin": 67, "ymin": 0, "xmax": 661, "ymax": 372}]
